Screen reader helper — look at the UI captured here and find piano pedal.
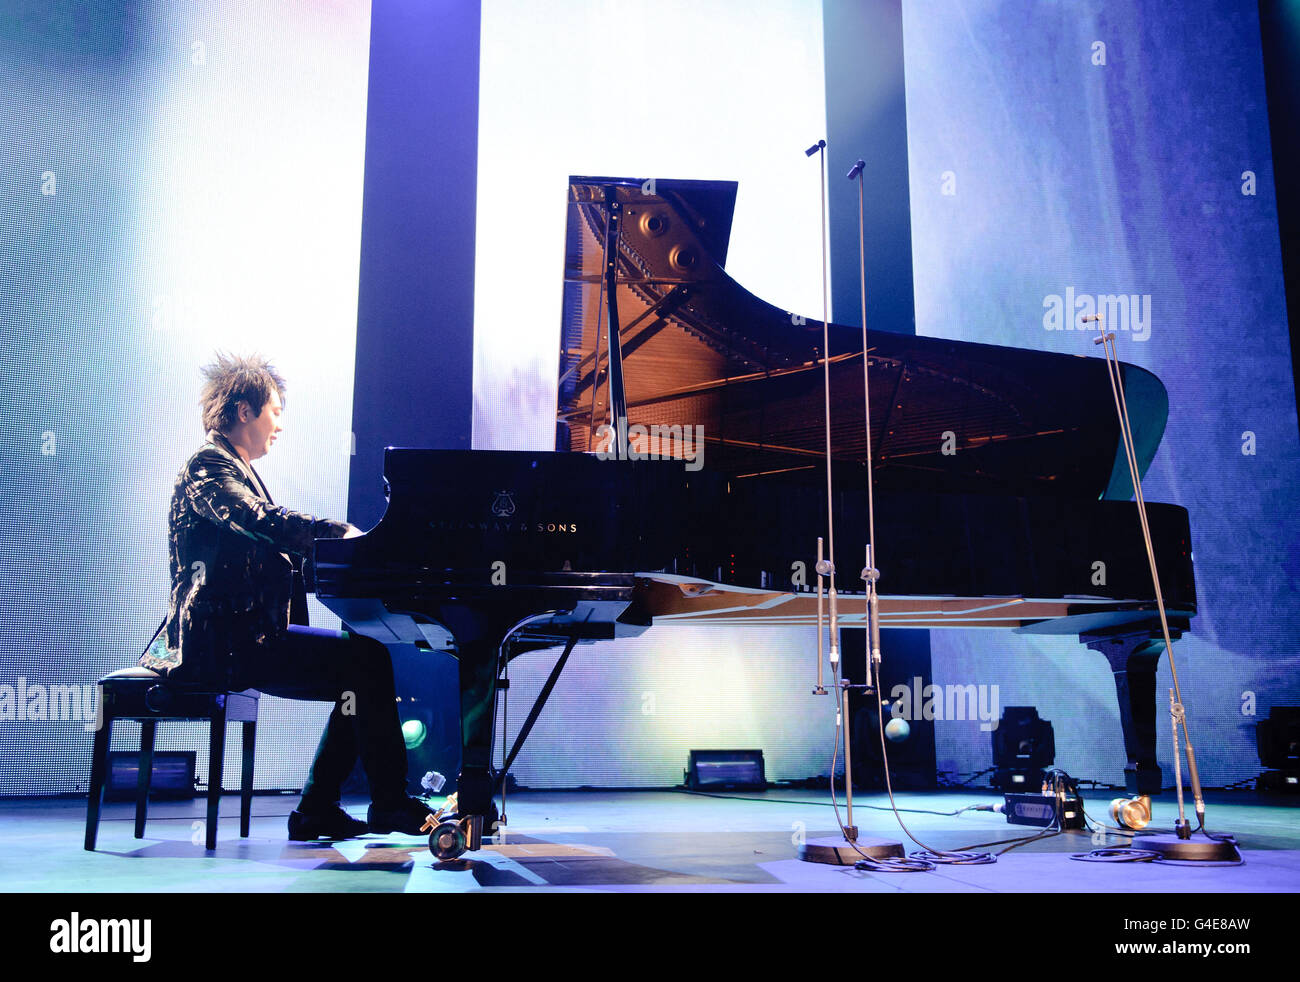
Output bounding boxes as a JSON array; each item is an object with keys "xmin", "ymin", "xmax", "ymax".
[
  {"xmin": 426, "ymin": 798, "xmax": 501, "ymax": 860},
  {"xmin": 428, "ymin": 820, "xmax": 468, "ymax": 861}
]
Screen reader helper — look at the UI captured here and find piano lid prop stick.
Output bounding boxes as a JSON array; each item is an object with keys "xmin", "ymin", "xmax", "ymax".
[
  {"xmin": 602, "ymin": 185, "xmax": 630, "ymax": 459},
  {"xmin": 1093, "ymin": 327, "xmax": 1214, "ymax": 847},
  {"xmin": 586, "ymin": 198, "xmax": 609, "ymax": 452}
]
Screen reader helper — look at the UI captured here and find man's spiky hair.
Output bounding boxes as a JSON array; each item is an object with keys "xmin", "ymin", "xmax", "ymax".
[{"xmin": 199, "ymin": 352, "xmax": 286, "ymax": 434}]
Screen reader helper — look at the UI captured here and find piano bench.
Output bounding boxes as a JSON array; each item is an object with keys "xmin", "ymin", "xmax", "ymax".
[{"xmin": 84, "ymin": 667, "xmax": 260, "ymax": 852}]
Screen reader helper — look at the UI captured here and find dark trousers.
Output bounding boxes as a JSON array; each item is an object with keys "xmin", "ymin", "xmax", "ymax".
[{"xmin": 230, "ymin": 625, "xmax": 409, "ymax": 810}]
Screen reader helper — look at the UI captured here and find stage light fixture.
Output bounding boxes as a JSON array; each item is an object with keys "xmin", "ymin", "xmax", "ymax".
[
  {"xmin": 685, "ymin": 749, "xmax": 766, "ymax": 791},
  {"xmin": 106, "ymin": 751, "xmax": 196, "ymax": 801},
  {"xmin": 991, "ymin": 706, "xmax": 1055, "ymax": 792},
  {"xmin": 1256, "ymin": 706, "xmax": 1300, "ymax": 793},
  {"xmin": 401, "ymin": 718, "xmax": 427, "ymax": 750}
]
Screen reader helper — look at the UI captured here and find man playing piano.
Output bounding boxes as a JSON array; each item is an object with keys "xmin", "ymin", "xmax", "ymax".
[{"xmin": 140, "ymin": 353, "xmax": 432, "ymax": 840}]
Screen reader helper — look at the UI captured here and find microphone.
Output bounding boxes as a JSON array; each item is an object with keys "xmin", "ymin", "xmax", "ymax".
[
  {"xmin": 1080, "ymin": 313, "xmax": 1103, "ymax": 323},
  {"xmin": 805, "ymin": 139, "xmax": 826, "ymax": 156},
  {"xmin": 846, "ymin": 159, "xmax": 865, "ymax": 180}
]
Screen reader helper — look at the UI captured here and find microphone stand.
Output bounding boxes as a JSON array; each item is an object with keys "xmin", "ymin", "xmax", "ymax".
[
  {"xmin": 1089, "ymin": 324, "xmax": 1239, "ymax": 862},
  {"xmin": 799, "ymin": 145, "xmax": 902, "ymax": 865},
  {"xmin": 848, "ymin": 158, "xmax": 883, "ymax": 714}
]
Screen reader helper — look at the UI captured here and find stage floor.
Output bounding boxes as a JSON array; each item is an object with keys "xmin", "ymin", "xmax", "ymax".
[{"xmin": 3, "ymin": 789, "xmax": 1297, "ymax": 893}]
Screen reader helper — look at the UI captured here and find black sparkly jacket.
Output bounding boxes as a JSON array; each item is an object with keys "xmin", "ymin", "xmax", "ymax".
[{"xmin": 140, "ymin": 430, "xmax": 349, "ymax": 686}]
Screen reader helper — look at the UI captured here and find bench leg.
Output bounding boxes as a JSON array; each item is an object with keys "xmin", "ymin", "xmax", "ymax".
[
  {"xmin": 206, "ymin": 709, "xmax": 226, "ymax": 851},
  {"xmin": 84, "ymin": 714, "xmax": 113, "ymax": 851},
  {"xmin": 240, "ymin": 721, "xmax": 256, "ymax": 837},
  {"xmin": 135, "ymin": 720, "xmax": 156, "ymax": 838}
]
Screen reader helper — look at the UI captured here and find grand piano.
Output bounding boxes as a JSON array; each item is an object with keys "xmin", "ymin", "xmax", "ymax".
[{"xmin": 316, "ymin": 176, "xmax": 1196, "ymax": 858}]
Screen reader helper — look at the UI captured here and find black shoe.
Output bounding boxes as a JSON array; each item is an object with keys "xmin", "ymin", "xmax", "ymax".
[
  {"xmin": 288, "ymin": 805, "xmax": 370, "ymax": 841},
  {"xmin": 367, "ymin": 796, "xmax": 437, "ymax": 836}
]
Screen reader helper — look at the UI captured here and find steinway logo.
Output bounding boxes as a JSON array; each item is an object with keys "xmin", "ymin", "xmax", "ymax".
[
  {"xmin": 426, "ymin": 490, "xmax": 578, "ymax": 534},
  {"xmin": 428, "ymin": 519, "xmax": 580, "ymax": 534}
]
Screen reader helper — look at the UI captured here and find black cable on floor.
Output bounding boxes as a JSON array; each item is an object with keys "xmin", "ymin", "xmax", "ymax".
[
  {"xmin": 1071, "ymin": 847, "xmax": 1159, "ymax": 863},
  {"xmin": 1072, "ymin": 807, "xmax": 1247, "ymax": 866}
]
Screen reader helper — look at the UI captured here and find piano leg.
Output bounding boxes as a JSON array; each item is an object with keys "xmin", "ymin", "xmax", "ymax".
[
  {"xmin": 438, "ymin": 605, "xmax": 541, "ymax": 845},
  {"xmin": 1083, "ymin": 626, "xmax": 1179, "ymax": 796},
  {"xmin": 455, "ymin": 633, "xmax": 500, "ymax": 833}
]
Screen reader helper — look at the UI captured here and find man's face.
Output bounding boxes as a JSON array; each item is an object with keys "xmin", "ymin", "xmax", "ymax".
[{"xmin": 241, "ymin": 388, "xmax": 283, "ymax": 461}]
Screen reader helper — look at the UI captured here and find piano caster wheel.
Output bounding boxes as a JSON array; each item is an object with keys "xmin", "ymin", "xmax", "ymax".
[{"xmin": 429, "ymin": 821, "xmax": 468, "ymax": 861}]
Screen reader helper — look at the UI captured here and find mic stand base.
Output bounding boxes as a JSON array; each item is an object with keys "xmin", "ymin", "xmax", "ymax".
[
  {"xmin": 1138, "ymin": 832, "xmax": 1241, "ymax": 863},
  {"xmin": 799, "ymin": 835, "xmax": 904, "ymax": 866}
]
